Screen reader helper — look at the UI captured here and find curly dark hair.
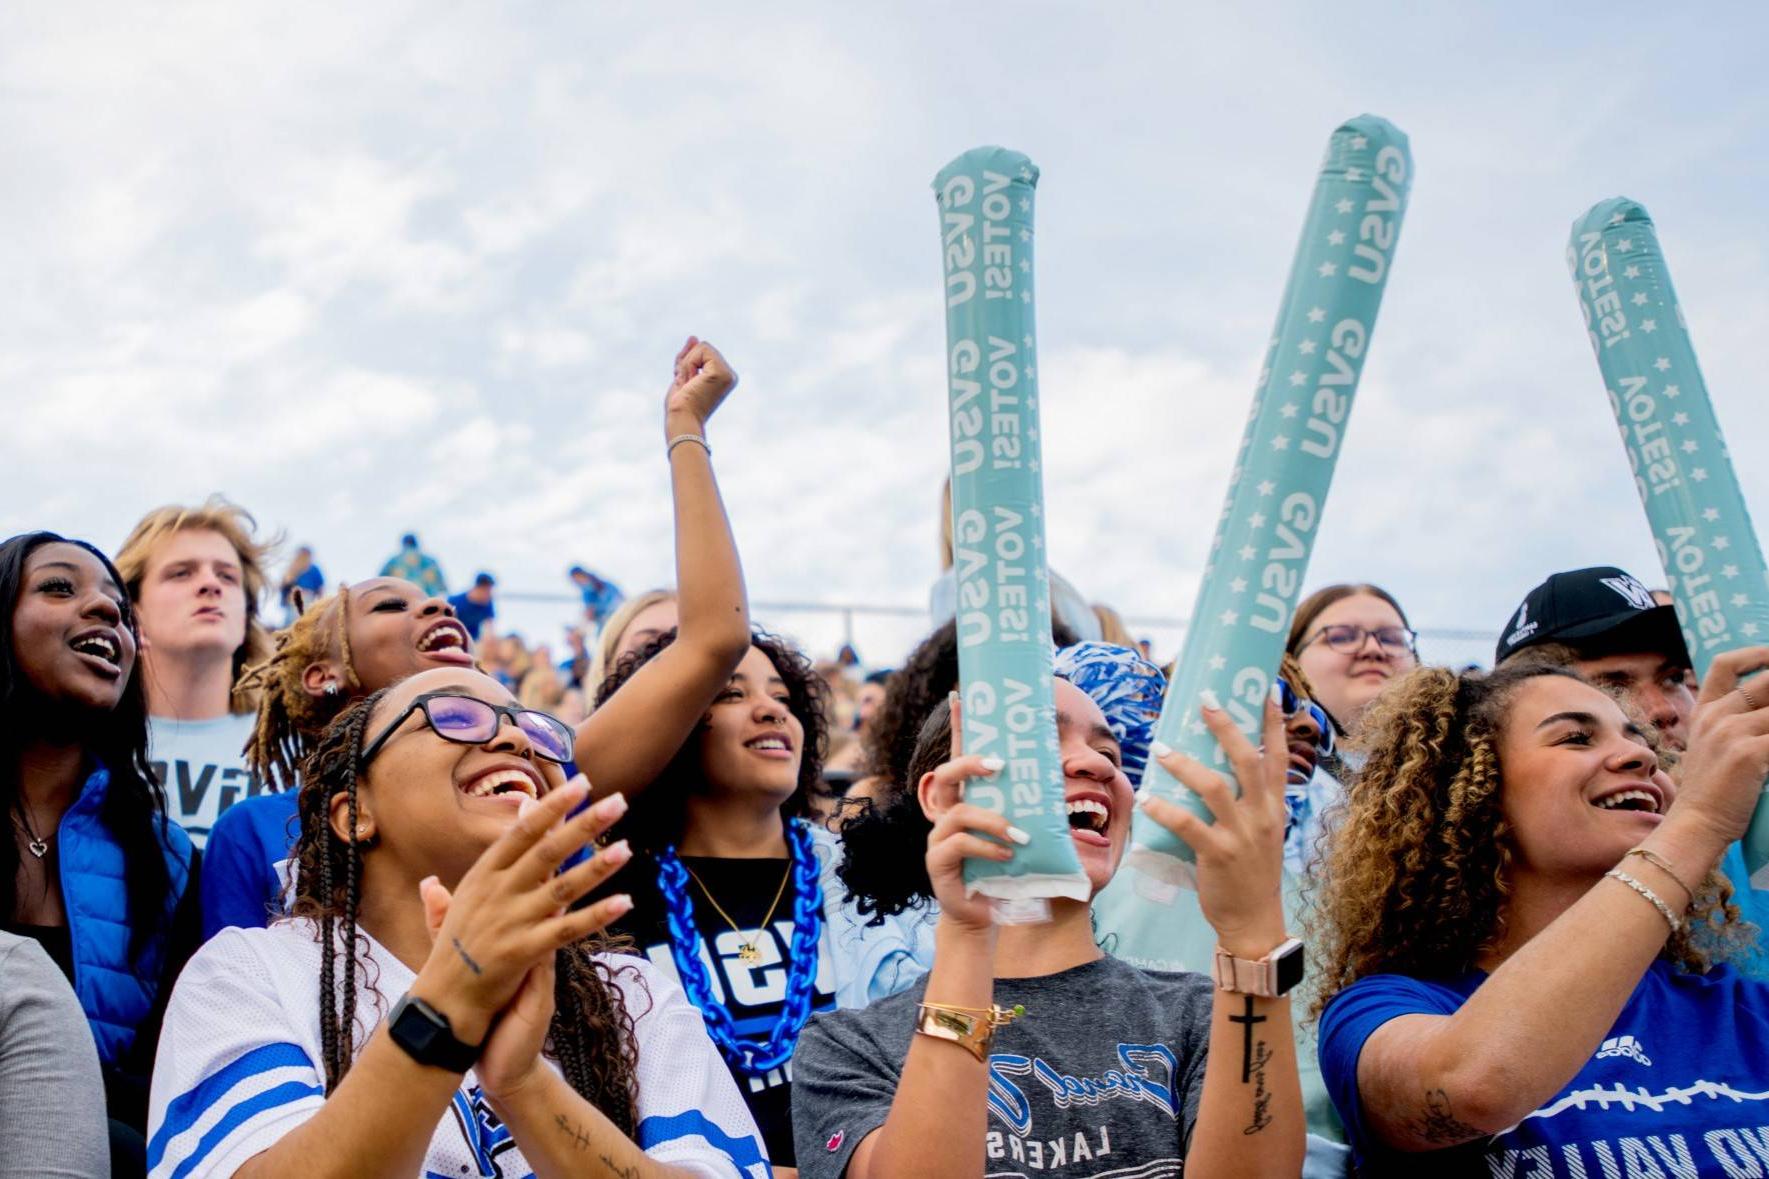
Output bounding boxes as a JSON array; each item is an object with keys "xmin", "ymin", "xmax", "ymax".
[
  {"xmin": 594, "ymin": 627, "xmax": 829, "ymax": 853},
  {"xmin": 288, "ymin": 689, "xmax": 642, "ymax": 1132},
  {"xmin": 838, "ymin": 697, "xmax": 956, "ymax": 924},
  {"xmin": 0, "ymin": 532, "xmax": 177, "ymax": 962},
  {"xmin": 864, "ymin": 617, "xmax": 1078, "ymax": 792},
  {"xmin": 1308, "ymin": 662, "xmax": 1747, "ymax": 1022}
]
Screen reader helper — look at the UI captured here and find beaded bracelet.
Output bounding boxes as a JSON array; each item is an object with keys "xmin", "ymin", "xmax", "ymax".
[
  {"xmin": 1625, "ymin": 847, "xmax": 1696, "ymax": 903},
  {"xmin": 667, "ymin": 433, "xmax": 711, "ymax": 459},
  {"xmin": 1605, "ymin": 868, "xmax": 1682, "ymax": 934}
]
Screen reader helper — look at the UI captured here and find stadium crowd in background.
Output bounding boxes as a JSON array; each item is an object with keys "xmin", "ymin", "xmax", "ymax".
[{"xmin": 3, "ymin": 334, "xmax": 1768, "ymax": 1179}]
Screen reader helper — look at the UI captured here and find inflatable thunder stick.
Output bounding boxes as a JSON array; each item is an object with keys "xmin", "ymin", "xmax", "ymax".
[
  {"xmin": 1129, "ymin": 116, "xmax": 1413, "ymax": 890},
  {"xmin": 1568, "ymin": 199, "xmax": 1769, "ymax": 881},
  {"xmin": 933, "ymin": 147, "xmax": 1087, "ymax": 907}
]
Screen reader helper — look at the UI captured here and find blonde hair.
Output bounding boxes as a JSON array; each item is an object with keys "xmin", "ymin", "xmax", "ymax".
[
  {"xmin": 939, "ymin": 477, "xmax": 954, "ymax": 570},
  {"xmin": 586, "ymin": 589, "xmax": 676, "ymax": 696},
  {"xmin": 116, "ymin": 495, "xmax": 278, "ymax": 715},
  {"xmin": 1092, "ymin": 603, "xmax": 1136, "ymax": 648},
  {"xmin": 1309, "ymin": 663, "xmax": 1744, "ymax": 1022},
  {"xmin": 238, "ymin": 586, "xmax": 358, "ymax": 793}
]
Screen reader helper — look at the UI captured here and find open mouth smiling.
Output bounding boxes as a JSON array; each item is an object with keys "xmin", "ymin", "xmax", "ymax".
[
  {"xmin": 1066, "ymin": 793, "xmax": 1112, "ymax": 846},
  {"xmin": 460, "ymin": 766, "xmax": 542, "ymax": 803},
  {"xmin": 745, "ymin": 733, "xmax": 795, "ymax": 759},
  {"xmin": 68, "ymin": 629, "xmax": 123, "ymax": 675},
  {"xmin": 416, "ymin": 619, "xmax": 474, "ymax": 664},
  {"xmin": 1590, "ymin": 783, "xmax": 1665, "ymax": 817}
]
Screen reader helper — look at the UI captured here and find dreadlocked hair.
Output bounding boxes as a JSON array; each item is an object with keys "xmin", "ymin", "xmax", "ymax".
[
  {"xmin": 1308, "ymin": 662, "xmax": 1746, "ymax": 1024},
  {"xmin": 240, "ymin": 585, "xmax": 360, "ymax": 794},
  {"xmin": 288, "ymin": 689, "xmax": 642, "ymax": 1133}
]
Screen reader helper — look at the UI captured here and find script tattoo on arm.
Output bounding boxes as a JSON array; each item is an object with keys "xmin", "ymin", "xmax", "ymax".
[
  {"xmin": 555, "ymin": 1112, "xmax": 592, "ymax": 1152},
  {"xmin": 451, "ymin": 937, "xmax": 483, "ymax": 976},
  {"xmin": 599, "ymin": 1154, "xmax": 640, "ymax": 1179},
  {"xmin": 1231, "ymin": 997, "xmax": 1275, "ymax": 1135},
  {"xmin": 1412, "ymin": 1088, "xmax": 1484, "ymax": 1145}
]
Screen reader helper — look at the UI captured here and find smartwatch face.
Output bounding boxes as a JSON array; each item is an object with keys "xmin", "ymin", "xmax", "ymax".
[{"xmin": 1275, "ymin": 942, "xmax": 1307, "ymax": 994}]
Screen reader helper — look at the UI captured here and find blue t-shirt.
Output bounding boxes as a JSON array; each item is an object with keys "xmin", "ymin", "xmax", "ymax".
[
  {"xmin": 200, "ymin": 792, "xmax": 300, "ymax": 941},
  {"xmin": 446, "ymin": 593, "xmax": 496, "ymax": 639},
  {"xmin": 1319, "ymin": 959, "xmax": 1769, "ymax": 1177}
]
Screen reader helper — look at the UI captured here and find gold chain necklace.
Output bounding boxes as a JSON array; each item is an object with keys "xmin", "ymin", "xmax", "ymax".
[{"xmin": 681, "ymin": 858, "xmax": 793, "ymax": 964}]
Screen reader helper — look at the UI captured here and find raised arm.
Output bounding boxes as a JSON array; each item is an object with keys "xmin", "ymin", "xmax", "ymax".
[
  {"xmin": 1351, "ymin": 647, "xmax": 1769, "ymax": 1152},
  {"xmin": 1137, "ymin": 693, "xmax": 1306, "ymax": 1178},
  {"xmin": 575, "ymin": 337, "xmax": 752, "ymax": 801}
]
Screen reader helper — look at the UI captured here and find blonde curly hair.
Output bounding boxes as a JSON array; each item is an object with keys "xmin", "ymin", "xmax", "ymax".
[
  {"xmin": 1309, "ymin": 662, "xmax": 1744, "ymax": 1022},
  {"xmin": 237, "ymin": 585, "xmax": 360, "ymax": 793}
]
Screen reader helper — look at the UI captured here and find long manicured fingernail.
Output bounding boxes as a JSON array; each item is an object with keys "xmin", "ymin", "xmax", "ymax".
[
  {"xmin": 602, "ymin": 839, "xmax": 632, "ymax": 863},
  {"xmin": 1134, "ymin": 788, "xmax": 1153, "ymax": 809},
  {"xmin": 609, "ymin": 894, "xmax": 634, "ymax": 915},
  {"xmin": 1151, "ymin": 740, "xmax": 1174, "ymax": 759},
  {"xmin": 598, "ymin": 791, "xmax": 629, "ymax": 817},
  {"xmin": 1269, "ymin": 683, "xmax": 1284, "ymax": 707},
  {"xmin": 1006, "ymin": 826, "xmax": 1031, "ymax": 845},
  {"xmin": 519, "ymin": 796, "xmax": 538, "ymax": 820},
  {"xmin": 1198, "ymin": 689, "xmax": 1223, "ymax": 713},
  {"xmin": 419, "ymin": 875, "xmax": 438, "ymax": 892},
  {"xmin": 980, "ymin": 756, "xmax": 1005, "ymax": 772}
]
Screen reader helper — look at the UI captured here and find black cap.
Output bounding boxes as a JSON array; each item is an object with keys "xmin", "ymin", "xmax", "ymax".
[{"xmin": 1496, "ymin": 566, "xmax": 1690, "ymax": 667}]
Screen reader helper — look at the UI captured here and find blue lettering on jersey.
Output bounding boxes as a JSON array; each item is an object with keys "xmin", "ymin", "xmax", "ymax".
[
  {"xmin": 989, "ymin": 1043, "xmax": 1181, "ymax": 1136},
  {"xmin": 448, "ymin": 1085, "xmax": 528, "ymax": 1178}
]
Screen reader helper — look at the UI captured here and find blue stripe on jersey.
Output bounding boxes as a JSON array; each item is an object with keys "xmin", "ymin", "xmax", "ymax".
[
  {"xmin": 166, "ymin": 1080, "xmax": 323, "ymax": 1179},
  {"xmin": 637, "ymin": 1109, "xmax": 770, "ymax": 1174},
  {"xmin": 147, "ymin": 1041, "xmax": 316, "ymax": 1170}
]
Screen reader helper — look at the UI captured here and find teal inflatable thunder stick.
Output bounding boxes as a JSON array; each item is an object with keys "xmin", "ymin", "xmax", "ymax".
[
  {"xmin": 1568, "ymin": 199, "xmax": 1769, "ymax": 883},
  {"xmin": 1128, "ymin": 116, "xmax": 1413, "ymax": 890},
  {"xmin": 933, "ymin": 147, "xmax": 1088, "ymax": 908}
]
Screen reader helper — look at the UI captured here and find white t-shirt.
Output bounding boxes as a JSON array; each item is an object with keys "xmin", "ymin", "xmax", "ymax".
[
  {"xmin": 147, "ymin": 921, "xmax": 770, "ymax": 1178},
  {"xmin": 147, "ymin": 713, "xmax": 263, "ymax": 850}
]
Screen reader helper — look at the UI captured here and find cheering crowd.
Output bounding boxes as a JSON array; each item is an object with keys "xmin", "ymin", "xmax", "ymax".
[{"xmin": 5, "ymin": 337, "xmax": 1769, "ymax": 1179}]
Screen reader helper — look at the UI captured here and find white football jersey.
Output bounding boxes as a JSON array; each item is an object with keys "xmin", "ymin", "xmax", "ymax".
[{"xmin": 147, "ymin": 920, "xmax": 769, "ymax": 1178}]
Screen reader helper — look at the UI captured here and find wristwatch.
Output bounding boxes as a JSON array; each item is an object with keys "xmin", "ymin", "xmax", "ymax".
[
  {"xmin": 1213, "ymin": 937, "xmax": 1306, "ymax": 997},
  {"xmin": 388, "ymin": 993, "xmax": 480, "ymax": 1072}
]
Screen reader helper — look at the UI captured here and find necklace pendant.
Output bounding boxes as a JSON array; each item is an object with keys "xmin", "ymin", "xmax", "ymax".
[
  {"xmin": 738, "ymin": 942, "xmax": 760, "ymax": 964},
  {"xmin": 27, "ymin": 839, "xmax": 48, "ymax": 859}
]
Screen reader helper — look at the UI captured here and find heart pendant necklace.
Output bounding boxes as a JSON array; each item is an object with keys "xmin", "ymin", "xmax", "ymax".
[{"xmin": 15, "ymin": 808, "xmax": 50, "ymax": 859}]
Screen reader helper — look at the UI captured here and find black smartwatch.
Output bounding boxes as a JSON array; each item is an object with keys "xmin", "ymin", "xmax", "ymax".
[{"xmin": 388, "ymin": 993, "xmax": 480, "ymax": 1072}]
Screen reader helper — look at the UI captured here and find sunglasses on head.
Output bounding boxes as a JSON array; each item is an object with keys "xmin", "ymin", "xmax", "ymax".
[
  {"xmin": 1276, "ymin": 678, "xmax": 1335, "ymax": 758},
  {"xmin": 358, "ymin": 691, "xmax": 576, "ymax": 769}
]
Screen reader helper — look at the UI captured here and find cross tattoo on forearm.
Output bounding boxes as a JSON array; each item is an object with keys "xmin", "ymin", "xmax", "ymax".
[{"xmin": 1228, "ymin": 997, "xmax": 1267, "ymax": 1083}]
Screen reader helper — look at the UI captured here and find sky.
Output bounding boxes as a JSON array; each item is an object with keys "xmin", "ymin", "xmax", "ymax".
[{"xmin": 4, "ymin": 2, "xmax": 1767, "ymax": 669}]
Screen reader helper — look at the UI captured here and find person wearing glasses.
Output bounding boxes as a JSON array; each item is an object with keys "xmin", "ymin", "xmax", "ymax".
[
  {"xmin": 1286, "ymin": 584, "xmax": 1418, "ymax": 758},
  {"xmin": 199, "ymin": 336, "xmax": 753, "ymax": 940},
  {"xmin": 147, "ymin": 666, "xmax": 768, "ymax": 1177}
]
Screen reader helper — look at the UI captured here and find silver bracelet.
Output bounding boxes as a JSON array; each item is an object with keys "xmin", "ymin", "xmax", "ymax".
[
  {"xmin": 1605, "ymin": 868, "xmax": 1682, "ymax": 934},
  {"xmin": 666, "ymin": 433, "xmax": 710, "ymax": 459}
]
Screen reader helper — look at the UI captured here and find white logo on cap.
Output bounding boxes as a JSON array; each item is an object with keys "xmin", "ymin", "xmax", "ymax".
[
  {"xmin": 1506, "ymin": 601, "xmax": 1538, "ymax": 647},
  {"xmin": 1599, "ymin": 575, "xmax": 1657, "ymax": 613}
]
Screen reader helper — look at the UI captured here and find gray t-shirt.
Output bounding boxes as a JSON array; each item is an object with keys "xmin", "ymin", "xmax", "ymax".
[
  {"xmin": 0, "ymin": 931, "xmax": 108, "ymax": 1178},
  {"xmin": 792, "ymin": 955, "xmax": 1212, "ymax": 1178}
]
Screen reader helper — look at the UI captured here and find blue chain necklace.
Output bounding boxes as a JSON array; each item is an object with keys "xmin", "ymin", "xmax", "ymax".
[{"xmin": 654, "ymin": 818, "xmax": 824, "ymax": 1075}]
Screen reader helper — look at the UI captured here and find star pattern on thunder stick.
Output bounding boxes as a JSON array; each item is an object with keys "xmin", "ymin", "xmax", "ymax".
[
  {"xmin": 1209, "ymin": 655, "xmax": 1227, "ymax": 671},
  {"xmin": 1287, "ymin": 370, "xmax": 1307, "ymax": 386},
  {"xmin": 1018, "ymin": 258, "xmax": 1030, "ymax": 273},
  {"xmin": 1335, "ymin": 198, "xmax": 1353, "ymax": 215},
  {"xmin": 1024, "ymin": 365, "xmax": 1035, "ymax": 380},
  {"xmin": 1280, "ymin": 403, "xmax": 1300, "ymax": 419},
  {"xmin": 1624, "ymin": 265, "xmax": 1642, "ymax": 279},
  {"xmin": 1691, "ymin": 468, "xmax": 1709, "ymax": 482},
  {"xmin": 1238, "ymin": 544, "xmax": 1257, "ymax": 562},
  {"xmin": 1327, "ymin": 230, "xmax": 1346, "ymax": 246},
  {"xmin": 1307, "ymin": 306, "xmax": 1326, "ymax": 323},
  {"xmin": 1299, "ymin": 339, "xmax": 1317, "ymax": 354},
  {"xmin": 1318, "ymin": 261, "xmax": 1337, "ymax": 278},
  {"xmin": 1654, "ymin": 357, "xmax": 1672, "ymax": 372},
  {"xmin": 1665, "ymin": 385, "xmax": 1681, "ymax": 398},
  {"xmin": 1271, "ymin": 435, "xmax": 1290, "ymax": 450},
  {"xmin": 1229, "ymin": 578, "xmax": 1248, "ymax": 594},
  {"xmin": 1675, "ymin": 413, "xmax": 1692, "ymax": 426},
  {"xmin": 1641, "ymin": 320, "xmax": 1658, "ymax": 333},
  {"xmin": 1018, "ymin": 198, "xmax": 1030, "ymax": 213},
  {"xmin": 1713, "ymin": 536, "xmax": 1731, "ymax": 551},
  {"xmin": 1019, "ymin": 229, "xmax": 1030, "ymax": 242},
  {"xmin": 1020, "ymin": 290, "xmax": 1031, "ymax": 304},
  {"xmin": 1747, "ymin": 623, "xmax": 1762, "ymax": 638},
  {"xmin": 1722, "ymin": 565, "xmax": 1739, "ymax": 579},
  {"xmin": 1219, "ymin": 610, "xmax": 1239, "ymax": 626},
  {"xmin": 1682, "ymin": 440, "xmax": 1698, "ymax": 454},
  {"xmin": 1350, "ymin": 135, "xmax": 1368, "ymax": 149},
  {"xmin": 1257, "ymin": 481, "xmax": 1275, "ymax": 496},
  {"xmin": 1610, "ymin": 212, "xmax": 1627, "ymax": 225},
  {"xmin": 1702, "ymin": 507, "xmax": 1720, "ymax": 522},
  {"xmin": 1734, "ymin": 594, "xmax": 1752, "ymax": 609},
  {"xmin": 1632, "ymin": 292, "xmax": 1649, "ymax": 306},
  {"xmin": 1616, "ymin": 238, "xmax": 1635, "ymax": 252},
  {"xmin": 1344, "ymin": 167, "xmax": 1364, "ymax": 182},
  {"xmin": 1018, "ymin": 166, "xmax": 1032, "ymax": 181}
]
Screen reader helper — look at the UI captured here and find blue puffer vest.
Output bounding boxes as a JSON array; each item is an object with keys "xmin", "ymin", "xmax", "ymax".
[{"xmin": 57, "ymin": 763, "xmax": 193, "ymax": 1068}]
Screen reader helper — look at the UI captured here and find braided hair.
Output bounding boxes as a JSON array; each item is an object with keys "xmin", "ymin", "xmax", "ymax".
[
  {"xmin": 288, "ymin": 690, "xmax": 642, "ymax": 1132},
  {"xmin": 240, "ymin": 585, "xmax": 359, "ymax": 794},
  {"xmin": 1308, "ymin": 662, "xmax": 1746, "ymax": 1022}
]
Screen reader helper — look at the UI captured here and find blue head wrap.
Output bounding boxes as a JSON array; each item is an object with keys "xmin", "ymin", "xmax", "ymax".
[{"xmin": 1052, "ymin": 641, "xmax": 1167, "ymax": 786}]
